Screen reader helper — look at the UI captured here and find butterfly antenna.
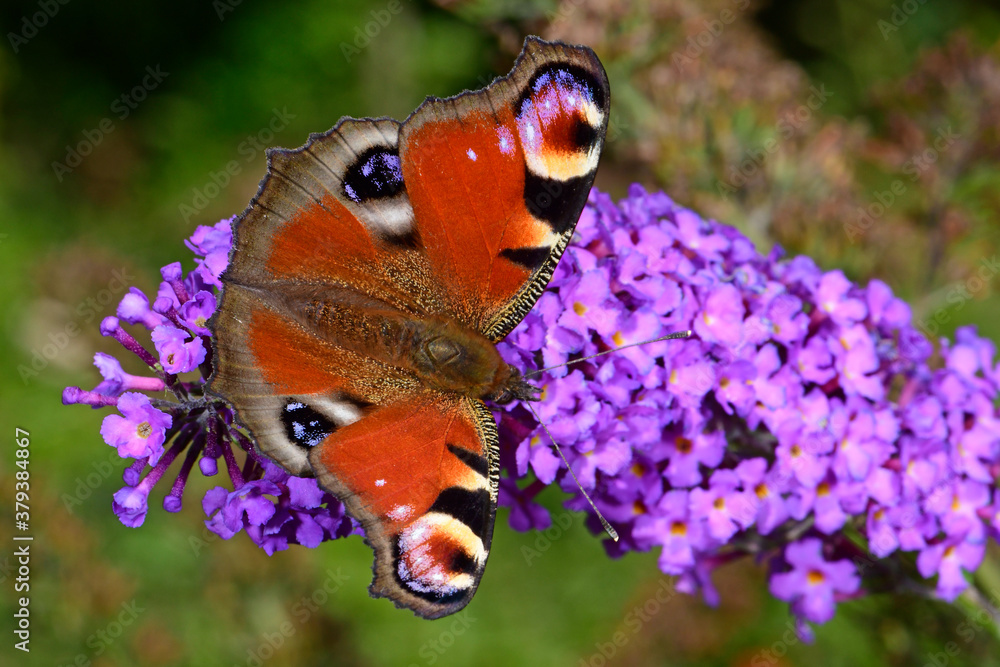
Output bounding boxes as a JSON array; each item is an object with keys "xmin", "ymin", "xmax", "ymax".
[
  {"xmin": 525, "ymin": 402, "xmax": 619, "ymax": 542},
  {"xmin": 524, "ymin": 330, "xmax": 692, "ymax": 379}
]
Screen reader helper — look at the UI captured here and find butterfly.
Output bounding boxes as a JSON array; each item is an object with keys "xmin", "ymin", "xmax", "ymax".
[{"xmin": 209, "ymin": 36, "xmax": 609, "ymax": 619}]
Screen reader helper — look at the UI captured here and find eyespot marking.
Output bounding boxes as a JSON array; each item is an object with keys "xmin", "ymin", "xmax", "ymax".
[{"xmin": 342, "ymin": 146, "xmax": 404, "ymax": 203}]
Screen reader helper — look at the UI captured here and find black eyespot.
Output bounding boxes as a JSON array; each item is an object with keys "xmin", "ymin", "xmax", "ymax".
[
  {"xmin": 572, "ymin": 117, "xmax": 599, "ymax": 151},
  {"xmin": 516, "ymin": 64, "xmax": 608, "ymax": 119},
  {"xmin": 449, "ymin": 550, "xmax": 477, "ymax": 576},
  {"xmin": 342, "ymin": 146, "xmax": 404, "ymax": 202},
  {"xmin": 391, "ymin": 538, "xmax": 468, "ymax": 605},
  {"xmin": 281, "ymin": 400, "xmax": 335, "ymax": 449}
]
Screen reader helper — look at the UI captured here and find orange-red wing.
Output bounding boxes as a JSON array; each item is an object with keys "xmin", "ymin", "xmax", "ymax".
[
  {"xmin": 399, "ymin": 37, "xmax": 609, "ymax": 340},
  {"xmin": 308, "ymin": 393, "xmax": 498, "ymax": 620}
]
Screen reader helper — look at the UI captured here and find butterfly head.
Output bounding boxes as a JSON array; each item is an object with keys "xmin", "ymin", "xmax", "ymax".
[{"xmin": 488, "ymin": 366, "xmax": 540, "ymax": 405}]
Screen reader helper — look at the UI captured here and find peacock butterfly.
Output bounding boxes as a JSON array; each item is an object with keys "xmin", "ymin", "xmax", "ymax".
[{"xmin": 208, "ymin": 36, "xmax": 609, "ymax": 619}]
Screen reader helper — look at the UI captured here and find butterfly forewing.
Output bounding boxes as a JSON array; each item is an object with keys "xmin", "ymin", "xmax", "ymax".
[{"xmin": 401, "ymin": 37, "xmax": 610, "ymax": 340}]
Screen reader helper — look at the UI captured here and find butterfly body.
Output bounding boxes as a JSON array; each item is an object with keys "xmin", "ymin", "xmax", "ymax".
[
  {"xmin": 209, "ymin": 37, "xmax": 609, "ymax": 618},
  {"xmin": 287, "ymin": 283, "xmax": 529, "ymax": 401}
]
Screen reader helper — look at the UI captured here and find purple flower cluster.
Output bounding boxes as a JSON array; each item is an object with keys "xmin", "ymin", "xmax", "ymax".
[
  {"xmin": 62, "ymin": 218, "xmax": 357, "ymax": 553},
  {"xmin": 495, "ymin": 185, "xmax": 1000, "ymax": 625},
  {"xmin": 63, "ymin": 187, "xmax": 1000, "ymax": 629}
]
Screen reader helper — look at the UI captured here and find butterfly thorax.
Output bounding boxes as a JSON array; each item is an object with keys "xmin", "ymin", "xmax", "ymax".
[{"xmin": 407, "ymin": 316, "xmax": 538, "ymax": 404}]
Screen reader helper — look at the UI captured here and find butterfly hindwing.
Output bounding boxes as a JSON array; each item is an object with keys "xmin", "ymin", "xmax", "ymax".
[
  {"xmin": 400, "ymin": 36, "xmax": 609, "ymax": 339},
  {"xmin": 308, "ymin": 393, "xmax": 499, "ymax": 619}
]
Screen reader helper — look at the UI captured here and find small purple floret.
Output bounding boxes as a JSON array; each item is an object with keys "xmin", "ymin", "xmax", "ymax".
[
  {"xmin": 151, "ymin": 325, "xmax": 207, "ymax": 374},
  {"xmin": 100, "ymin": 392, "xmax": 172, "ymax": 464}
]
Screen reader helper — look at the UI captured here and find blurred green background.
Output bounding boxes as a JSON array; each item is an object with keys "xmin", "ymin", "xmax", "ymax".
[{"xmin": 3, "ymin": 0, "xmax": 1000, "ymax": 665}]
